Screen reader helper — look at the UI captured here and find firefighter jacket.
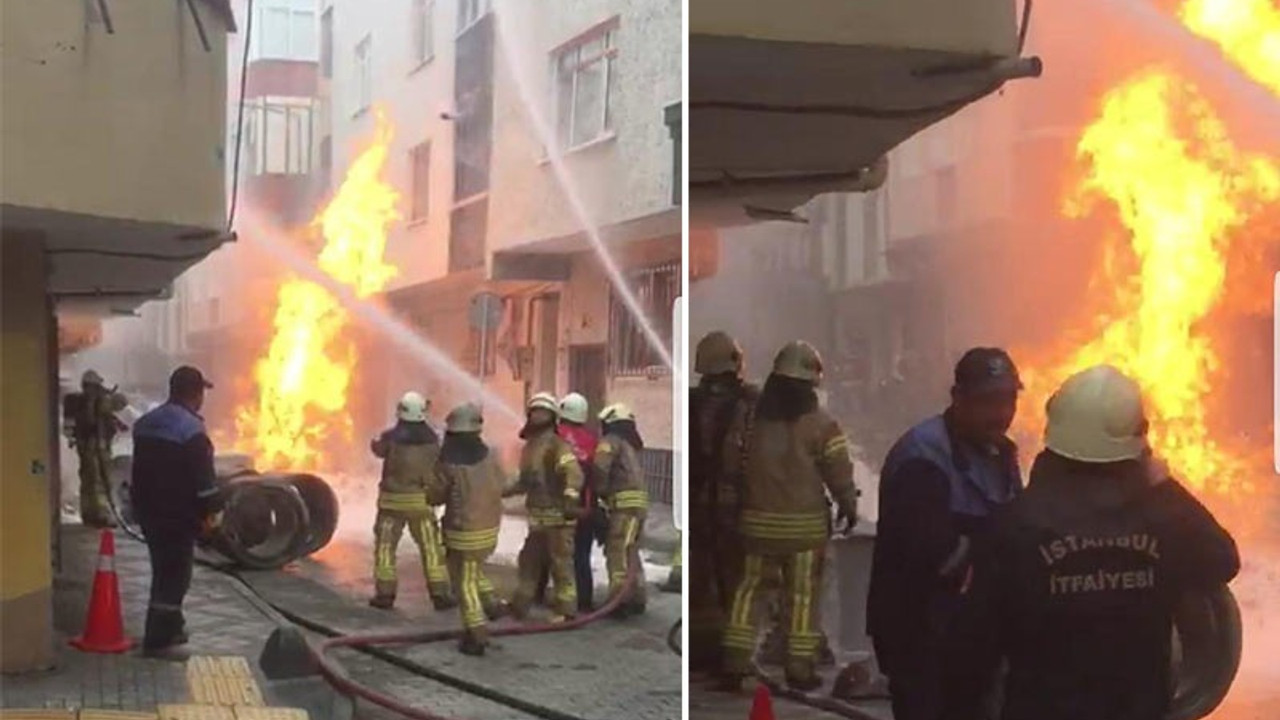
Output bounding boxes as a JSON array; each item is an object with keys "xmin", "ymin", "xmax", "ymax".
[
  {"xmin": 959, "ymin": 450, "xmax": 1240, "ymax": 720},
  {"xmin": 432, "ymin": 439, "xmax": 507, "ymax": 556},
  {"xmin": 867, "ymin": 411, "xmax": 1022, "ymax": 671},
  {"xmin": 728, "ymin": 407, "xmax": 857, "ymax": 554},
  {"xmin": 67, "ymin": 387, "xmax": 126, "ymax": 445},
  {"xmin": 372, "ymin": 421, "xmax": 440, "ymax": 514},
  {"xmin": 130, "ymin": 402, "xmax": 220, "ymax": 535},
  {"xmin": 690, "ymin": 378, "xmax": 759, "ymax": 514},
  {"xmin": 593, "ymin": 433, "xmax": 649, "ymax": 516},
  {"xmin": 513, "ymin": 429, "xmax": 583, "ymax": 528}
]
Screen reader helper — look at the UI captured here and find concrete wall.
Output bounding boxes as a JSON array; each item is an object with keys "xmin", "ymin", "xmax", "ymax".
[
  {"xmin": 1, "ymin": 235, "xmax": 55, "ymax": 673},
  {"xmin": 1, "ymin": 1, "xmax": 227, "ymax": 229},
  {"xmin": 328, "ymin": 0, "xmax": 458, "ymax": 292},
  {"xmin": 486, "ymin": 0, "xmax": 681, "ymax": 251}
]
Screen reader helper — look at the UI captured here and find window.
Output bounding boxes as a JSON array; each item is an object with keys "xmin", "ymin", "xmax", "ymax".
[
  {"xmin": 244, "ymin": 99, "xmax": 314, "ymax": 175},
  {"xmin": 253, "ymin": 0, "xmax": 317, "ymax": 61},
  {"xmin": 457, "ymin": 0, "xmax": 490, "ymax": 34},
  {"xmin": 609, "ymin": 261, "xmax": 679, "ymax": 376},
  {"xmin": 410, "ymin": 142, "xmax": 431, "ymax": 221},
  {"xmin": 354, "ymin": 35, "xmax": 372, "ymax": 115},
  {"xmin": 320, "ymin": 8, "xmax": 333, "ymax": 78},
  {"xmin": 553, "ymin": 24, "xmax": 618, "ymax": 149},
  {"xmin": 412, "ymin": 0, "xmax": 435, "ymax": 66}
]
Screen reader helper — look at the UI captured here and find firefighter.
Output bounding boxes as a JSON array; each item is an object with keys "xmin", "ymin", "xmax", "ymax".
[
  {"xmin": 557, "ymin": 391, "xmax": 608, "ymax": 612},
  {"xmin": 594, "ymin": 403, "xmax": 649, "ymax": 617},
  {"xmin": 688, "ymin": 330, "xmax": 757, "ymax": 672},
  {"xmin": 431, "ymin": 403, "xmax": 511, "ymax": 656},
  {"xmin": 661, "ymin": 539, "xmax": 681, "ymax": 593},
  {"xmin": 720, "ymin": 340, "xmax": 859, "ymax": 692},
  {"xmin": 867, "ymin": 347, "xmax": 1024, "ymax": 720},
  {"xmin": 507, "ymin": 392, "xmax": 584, "ymax": 621},
  {"xmin": 369, "ymin": 391, "xmax": 456, "ymax": 611},
  {"xmin": 130, "ymin": 366, "xmax": 222, "ymax": 659},
  {"xmin": 67, "ymin": 369, "xmax": 126, "ymax": 527},
  {"xmin": 961, "ymin": 365, "xmax": 1240, "ymax": 720}
]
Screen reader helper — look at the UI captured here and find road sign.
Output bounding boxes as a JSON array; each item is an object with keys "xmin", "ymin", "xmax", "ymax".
[{"xmin": 469, "ymin": 292, "xmax": 503, "ymax": 331}]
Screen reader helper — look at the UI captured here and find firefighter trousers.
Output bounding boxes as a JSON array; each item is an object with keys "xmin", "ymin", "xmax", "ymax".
[
  {"xmin": 446, "ymin": 547, "xmax": 499, "ymax": 644},
  {"xmin": 689, "ymin": 512, "xmax": 744, "ymax": 672},
  {"xmin": 513, "ymin": 524, "xmax": 576, "ymax": 619},
  {"xmin": 722, "ymin": 548, "xmax": 825, "ymax": 683},
  {"xmin": 372, "ymin": 509, "xmax": 454, "ymax": 605},
  {"xmin": 606, "ymin": 510, "xmax": 646, "ymax": 610},
  {"xmin": 76, "ymin": 440, "xmax": 113, "ymax": 526}
]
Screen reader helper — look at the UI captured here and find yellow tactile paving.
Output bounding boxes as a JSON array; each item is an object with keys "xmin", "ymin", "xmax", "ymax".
[
  {"xmin": 187, "ymin": 656, "xmax": 253, "ymax": 680},
  {"xmin": 231, "ymin": 709, "xmax": 309, "ymax": 720},
  {"xmin": 156, "ymin": 707, "xmax": 235, "ymax": 720},
  {"xmin": 79, "ymin": 712, "xmax": 159, "ymax": 720},
  {"xmin": 0, "ymin": 712, "xmax": 76, "ymax": 720},
  {"xmin": 188, "ymin": 675, "xmax": 265, "ymax": 707}
]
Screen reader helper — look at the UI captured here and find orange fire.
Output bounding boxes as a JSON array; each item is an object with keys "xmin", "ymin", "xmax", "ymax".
[
  {"xmin": 1015, "ymin": 0, "xmax": 1280, "ymax": 499},
  {"xmin": 234, "ymin": 112, "xmax": 400, "ymax": 470}
]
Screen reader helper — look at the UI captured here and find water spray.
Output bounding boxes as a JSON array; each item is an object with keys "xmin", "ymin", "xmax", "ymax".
[{"xmin": 491, "ymin": 0, "xmax": 675, "ymax": 371}]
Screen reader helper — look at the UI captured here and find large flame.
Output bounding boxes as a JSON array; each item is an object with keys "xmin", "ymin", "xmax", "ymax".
[
  {"xmin": 234, "ymin": 113, "xmax": 400, "ymax": 470},
  {"xmin": 1016, "ymin": 70, "xmax": 1280, "ymax": 496},
  {"xmin": 1178, "ymin": 0, "xmax": 1280, "ymax": 95}
]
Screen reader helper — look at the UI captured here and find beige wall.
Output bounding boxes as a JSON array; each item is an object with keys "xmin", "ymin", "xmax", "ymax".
[
  {"xmin": 1, "ymin": 0, "xmax": 227, "ymax": 229},
  {"xmin": 1, "ymin": 235, "xmax": 55, "ymax": 673},
  {"xmin": 690, "ymin": 0, "xmax": 1018, "ymax": 56}
]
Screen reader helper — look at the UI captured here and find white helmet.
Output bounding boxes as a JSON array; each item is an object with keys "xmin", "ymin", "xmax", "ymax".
[
  {"xmin": 598, "ymin": 403, "xmax": 635, "ymax": 424},
  {"xmin": 396, "ymin": 391, "xmax": 429, "ymax": 422},
  {"xmin": 527, "ymin": 392, "xmax": 559, "ymax": 415},
  {"xmin": 559, "ymin": 392, "xmax": 589, "ymax": 424},
  {"xmin": 1044, "ymin": 365, "xmax": 1148, "ymax": 463}
]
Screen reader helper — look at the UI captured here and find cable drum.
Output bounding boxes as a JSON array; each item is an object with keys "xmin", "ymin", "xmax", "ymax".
[
  {"xmin": 205, "ymin": 477, "xmax": 312, "ymax": 570},
  {"xmin": 1166, "ymin": 586, "xmax": 1243, "ymax": 720}
]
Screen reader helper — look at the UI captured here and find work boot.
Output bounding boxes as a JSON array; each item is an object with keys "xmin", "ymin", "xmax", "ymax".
[
  {"xmin": 142, "ymin": 644, "xmax": 191, "ymax": 662},
  {"xmin": 432, "ymin": 595, "xmax": 459, "ymax": 612},
  {"xmin": 483, "ymin": 601, "xmax": 510, "ymax": 621},
  {"xmin": 369, "ymin": 595, "xmax": 395, "ymax": 610},
  {"xmin": 173, "ymin": 630, "xmax": 189, "ymax": 646},
  {"xmin": 458, "ymin": 637, "xmax": 486, "ymax": 657}
]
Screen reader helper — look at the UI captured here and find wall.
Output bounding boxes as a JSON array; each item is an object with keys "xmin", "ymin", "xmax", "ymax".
[
  {"xmin": 328, "ymin": 0, "xmax": 458, "ymax": 292},
  {"xmin": 1, "ymin": 1, "xmax": 227, "ymax": 230},
  {"xmin": 486, "ymin": 0, "xmax": 681, "ymax": 251},
  {"xmin": 1, "ymin": 235, "xmax": 55, "ymax": 673}
]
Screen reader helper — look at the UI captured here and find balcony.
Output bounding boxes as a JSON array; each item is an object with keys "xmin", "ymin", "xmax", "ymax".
[
  {"xmin": 0, "ymin": 1, "xmax": 235, "ymax": 315},
  {"xmin": 689, "ymin": 0, "xmax": 1041, "ymax": 228}
]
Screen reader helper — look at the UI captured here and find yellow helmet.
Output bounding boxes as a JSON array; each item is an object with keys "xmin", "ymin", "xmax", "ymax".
[
  {"xmin": 445, "ymin": 403, "xmax": 484, "ymax": 433},
  {"xmin": 527, "ymin": 392, "xmax": 559, "ymax": 414},
  {"xmin": 1044, "ymin": 365, "xmax": 1148, "ymax": 463},
  {"xmin": 772, "ymin": 340, "xmax": 823, "ymax": 383},
  {"xmin": 695, "ymin": 331, "xmax": 743, "ymax": 375},
  {"xmin": 599, "ymin": 403, "xmax": 635, "ymax": 424}
]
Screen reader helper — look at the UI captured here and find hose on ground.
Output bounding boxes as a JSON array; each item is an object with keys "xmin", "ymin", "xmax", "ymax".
[
  {"xmin": 307, "ymin": 559, "xmax": 645, "ymax": 720},
  {"xmin": 667, "ymin": 620, "xmax": 681, "ymax": 656}
]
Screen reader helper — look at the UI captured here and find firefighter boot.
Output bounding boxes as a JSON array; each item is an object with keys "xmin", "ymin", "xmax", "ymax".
[
  {"xmin": 458, "ymin": 635, "xmax": 487, "ymax": 657},
  {"xmin": 369, "ymin": 595, "xmax": 395, "ymax": 610}
]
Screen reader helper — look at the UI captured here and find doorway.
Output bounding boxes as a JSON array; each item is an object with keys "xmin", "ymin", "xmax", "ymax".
[{"xmin": 568, "ymin": 345, "xmax": 607, "ymax": 432}]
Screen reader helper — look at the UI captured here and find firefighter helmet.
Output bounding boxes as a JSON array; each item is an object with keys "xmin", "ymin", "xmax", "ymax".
[
  {"xmin": 396, "ymin": 391, "xmax": 430, "ymax": 422},
  {"xmin": 599, "ymin": 403, "xmax": 635, "ymax": 424},
  {"xmin": 527, "ymin": 392, "xmax": 559, "ymax": 414},
  {"xmin": 695, "ymin": 331, "xmax": 743, "ymax": 375},
  {"xmin": 82, "ymin": 369, "xmax": 105, "ymax": 387},
  {"xmin": 559, "ymin": 392, "xmax": 589, "ymax": 424},
  {"xmin": 772, "ymin": 341, "xmax": 824, "ymax": 383},
  {"xmin": 1044, "ymin": 364, "xmax": 1148, "ymax": 463},
  {"xmin": 445, "ymin": 403, "xmax": 484, "ymax": 433}
]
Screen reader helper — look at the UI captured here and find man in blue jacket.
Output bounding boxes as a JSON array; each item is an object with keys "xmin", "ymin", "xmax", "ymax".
[
  {"xmin": 866, "ymin": 348, "xmax": 1024, "ymax": 719},
  {"xmin": 130, "ymin": 366, "xmax": 221, "ymax": 660}
]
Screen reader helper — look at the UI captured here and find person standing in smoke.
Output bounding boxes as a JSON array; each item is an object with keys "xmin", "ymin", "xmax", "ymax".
[
  {"xmin": 866, "ymin": 348, "xmax": 1024, "ymax": 720},
  {"xmin": 66, "ymin": 369, "xmax": 127, "ymax": 528},
  {"xmin": 958, "ymin": 365, "xmax": 1240, "ymax": 720}
]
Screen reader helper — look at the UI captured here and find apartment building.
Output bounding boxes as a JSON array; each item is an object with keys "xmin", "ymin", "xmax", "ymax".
[
  {"xmin": 320, "ymin": 0, "xmax": 683, "ymax": 454},
  {"xmin": 1, "ymin": 0, "xmax": 234, "ymax": 672}
]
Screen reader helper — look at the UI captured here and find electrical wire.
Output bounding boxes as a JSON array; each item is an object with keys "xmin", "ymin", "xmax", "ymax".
[{"xmin": 226, "ymin": 0, "xmax": 254, "ymax": 232}]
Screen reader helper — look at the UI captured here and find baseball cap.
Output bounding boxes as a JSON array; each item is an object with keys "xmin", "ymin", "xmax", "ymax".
[
  {"xmin": 169, "ymin": 365, "xmax": 213, "ymax": 395},
  {"xmin": 953, "ymin": 347, "xmax": 1022, "ymax": 394}
]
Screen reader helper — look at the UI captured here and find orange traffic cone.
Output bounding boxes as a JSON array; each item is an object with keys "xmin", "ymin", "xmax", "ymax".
[
  {"xmin": 749, "ymin": 683, "xmax": 775, "ymax": 720},
  {"xmin": 71, "ymin": 529, "xmax": 134, "ymax": 653}
]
